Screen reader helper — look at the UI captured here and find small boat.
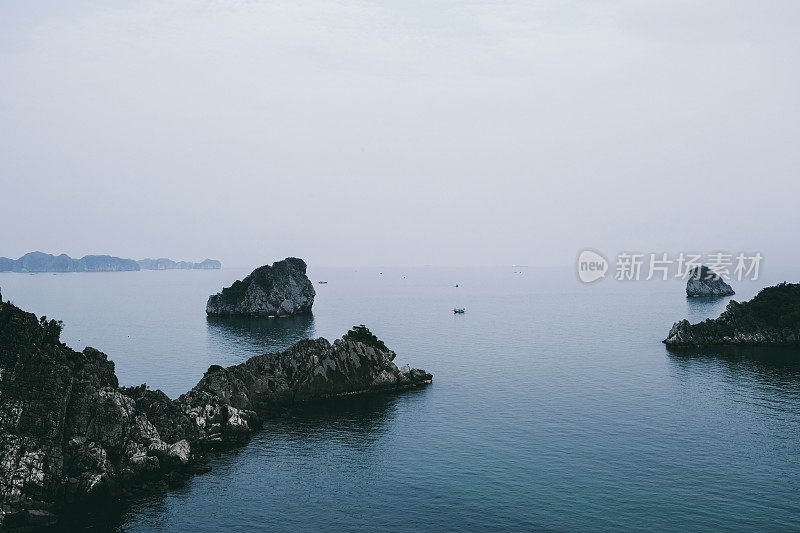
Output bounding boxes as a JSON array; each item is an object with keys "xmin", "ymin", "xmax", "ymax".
[
  {"xmin": 318, "ymin": 281, "xmax": 328, "ymax": 284},
  {"xmin": 453, "ymin": 308, "xmax": 465, "ymax": 314}
]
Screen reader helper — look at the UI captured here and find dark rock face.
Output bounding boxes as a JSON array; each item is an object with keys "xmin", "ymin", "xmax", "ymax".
[
  {"xmin": 0, "ymin": 303, "xmax": 182, "ymax": 524},
  {"xmin": 206, "ymin": 258, "xmax": 315, "ymax": 317},
  {"xmin": 137, "ymin": 258, "xmax": 221, "ymax": 270},
  {"xmin": 685, "ymin": 265, "xmax": 735, "ymax": 297},
  {"xmin": 0, "ymin": 298, "xmax": 430, "ymax": 526},
  {"xmin": 665, "ymin": 282, "xmax": 800, "ymax": 346},
  {"xmin": 175, "ymin": 326, "xmax": 431, "ymax": 446}
]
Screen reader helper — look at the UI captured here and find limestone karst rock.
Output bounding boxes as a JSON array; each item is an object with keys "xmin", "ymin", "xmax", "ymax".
[
  {"xmin": 685, "ymin": 265, "xmax": 735, "ymax": 297},
  {"xmin": 0, "ymin": 298, "xmax": 430, "ymax": 526},
  {"xmin": 206, "ymin": 257, "xmax": 315, "ymax": 317},
  {"xmin": 665, "ymin": 283, "xmax": 800, "ymax": 346}
]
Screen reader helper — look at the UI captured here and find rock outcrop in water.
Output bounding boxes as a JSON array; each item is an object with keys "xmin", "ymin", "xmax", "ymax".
[
  {"xmin": 206, "ymin": 258, "xmax": 315, "ymax": 317},
  {"xmin": 664, "ymin": 282, "xmax": 800, "ymax": 346},
  {"xmin": 685, "ymin": 265, "xmax": 735, "ymax": 297},
  {"xmin": 0, "ymin": 295, "xmax": 430, "ymax": 527}
]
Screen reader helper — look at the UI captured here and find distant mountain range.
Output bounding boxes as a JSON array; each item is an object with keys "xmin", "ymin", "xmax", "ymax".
[
  {"xmin": 0, "ymin": 252, "xmax": 221, "ymax": 273},
  {"xmin": 137, "ymin": 258, "xmax": 221, "ymax": 270}
]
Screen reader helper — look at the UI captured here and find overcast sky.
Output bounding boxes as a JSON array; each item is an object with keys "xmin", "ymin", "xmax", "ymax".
[{"xmin": 1, "ymin": 1, "xmax": 798, "ymax": 268}]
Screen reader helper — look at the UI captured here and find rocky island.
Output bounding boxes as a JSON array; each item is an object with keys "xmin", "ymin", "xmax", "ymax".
[
  {"xmin": 0, "ymin": 292, "xmax": 430, "ymax": 528},
  {"xmin": 0, "ymin": 252, "xmax": 221, "ymax": 273},
  {"xmin": 206, "ymin": 258, "xmax": 315, "ymax": 317},
  {"xmin": 0, "ymin": 252, "xmax": 139, "ymax": 272},
  {"xmin": 685, "ymin": 265, "xmax": 735, "ymax": 297},
  {"xmin": 664, "ymin": 282, "xmax": 800, "ymax": 346},
  {"xmin": 136, "ymin": 258, "xmax": 221, "ymax": 270}
]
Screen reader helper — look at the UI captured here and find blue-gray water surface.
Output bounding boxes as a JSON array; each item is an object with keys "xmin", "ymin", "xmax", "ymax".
[{"xmin": 1, "ymin": 267, "xmax": 799, "ymax": 532}]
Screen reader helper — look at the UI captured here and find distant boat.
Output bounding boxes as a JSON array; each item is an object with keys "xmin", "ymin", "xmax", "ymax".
[
  {"xmin": 453, "ymin": 308, "xmax": 465, "ymax": 314},
  {"xmin": 318, "ymin": 281, "xmax": 328, "ymax": 284}
]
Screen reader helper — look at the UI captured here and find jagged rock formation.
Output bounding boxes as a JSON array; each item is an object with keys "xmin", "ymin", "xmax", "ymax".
[
  {"xmin": 206, "ymin": 258, "xmax": 315, "ymax": 317},
  {"xmin": 685, "ymin": 265, "xmax": 735, "ymax": 297},
  {"xmin": 0, "ymin": 295, "xmax": 430, "ymax": 527},
  {"xmin": 0, "ymin": 252, "xmax": 221, "ymax": 273},
  {"xmin": 664, "ymin": 282, "xmax": 800, "ymax": 346},
  {"xmin": 171, "ymin": 325, "xmax": 430, "ymax": 447},
  {"xmin": 137, "ymin": 258, "xmax": 221, "ymax": 270}
]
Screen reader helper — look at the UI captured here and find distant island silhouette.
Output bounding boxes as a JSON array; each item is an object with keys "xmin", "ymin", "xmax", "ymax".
[{"xmin": 0, "ymin": 252, "xmax": 221, "ymax": 272}]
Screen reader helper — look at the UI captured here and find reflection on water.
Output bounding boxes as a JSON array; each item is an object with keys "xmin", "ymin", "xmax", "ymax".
[
  {"xmin": 666, "ymin": 345, "xmax": 800, "ymax": 411},
  {"xmin": 9, "ymin": 267, "xmax": 800, "ymax": 531},
  {"xmin": 58, "ymin": 486, "xmax": 171, "ymax": 532},
  {"xmin": 56, "ymin": 382, "xmax": 413, "ymax": 532},
  {"xmin": 124, "ymin": 390, "xmax": 414, "ymax": 532},
  {"xmin": 151, "ymin": 389, "xmax": 423, "ymax": 533},
  {"xmin": 683, "ymin": 295, "xmax": 734, "ymax": 324},
  {"xmin": 259, "ymin": 389, "xmax": 401, "ymax": 446},
  {"xmin": 667, "ymin": 345, "xmax": 800, "ymax": 376},
  {"xmin": 205, "ymin": 314, "xmax": 315, "ymax": 366}
]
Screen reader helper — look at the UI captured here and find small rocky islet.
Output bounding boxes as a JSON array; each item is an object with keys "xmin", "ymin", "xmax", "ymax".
[
  {"xmin": 685, "ymin": 265, "xmax": 735, "ymax": 297},
  {"xmin": 665, "ymin": 282, "xmax": 800, "ymax": 346},
  {"xmin": 206, "ymin": 257, "xmax": 315, "ymax": 317},
  {"xmin": 0, "ymin": 288, "xmax": 431, "ymax": 528}
]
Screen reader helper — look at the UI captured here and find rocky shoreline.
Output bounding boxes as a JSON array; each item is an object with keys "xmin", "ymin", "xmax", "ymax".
[
  {"xmin": 0, "ymin": 296, "xmax": 430, "ymax": 528},
  {"xmin": 664, "ymin": 282, "xmax": 800, "ymax": 346}
]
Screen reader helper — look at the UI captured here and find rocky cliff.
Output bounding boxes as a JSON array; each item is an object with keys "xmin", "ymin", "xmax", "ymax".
[
  {"xmin": 0, "ymin": 295, "xmax": 430, "ymax": 527},
  {"xmin": 685, "ymin": 265, "xmax": 735, "ymax": 297},
  {"xmin": 206, "ymin": 258, "xmax": 315, "ymax": 317},
  {"xmin": 664, "ymin": 282, "xmax": 800, "ymax": 346}
]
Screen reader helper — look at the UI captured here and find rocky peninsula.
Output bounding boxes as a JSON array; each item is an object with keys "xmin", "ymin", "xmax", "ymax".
[
  {"xmin": 206, "ymin": 258, "xmax": 315, "ymax": 317},
  {"xmin": 664, "ymin": 282, "xmax": 800, "ymax": 346},
  {"xmin": 0, "ymin": 252, "xmax": 221, "ymax": 273},
  {"xmin": 685, "ymin": 265, "xmax": 735, "ymax": 297},
  {"xmin": 0, "ymin": 294, "xmax": 430, "ymax": 528}
]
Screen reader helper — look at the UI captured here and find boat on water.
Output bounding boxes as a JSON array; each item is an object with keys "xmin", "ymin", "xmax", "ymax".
[
  {"xmin": 453, "ymin": 308, "xmax": 465, "ymax": 314},
  {"xmin": 318, "ymin": 281, "xmax": 328, "ymax": 284}
]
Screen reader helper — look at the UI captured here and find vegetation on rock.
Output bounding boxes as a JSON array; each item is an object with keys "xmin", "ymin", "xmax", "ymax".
[{"xmin": 665, "ymin": 282, "xmax": 800, "ymax": 346}]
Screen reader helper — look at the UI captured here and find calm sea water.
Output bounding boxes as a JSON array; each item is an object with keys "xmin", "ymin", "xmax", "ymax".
[{"xmin": 2, "ymin": 266, "xmax": 800, "ymax": 532}]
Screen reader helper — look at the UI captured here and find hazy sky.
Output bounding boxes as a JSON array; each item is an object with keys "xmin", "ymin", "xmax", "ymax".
[{"xmin": 1, "ymin": 1, "xmax": 798, "ymax": 268}]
